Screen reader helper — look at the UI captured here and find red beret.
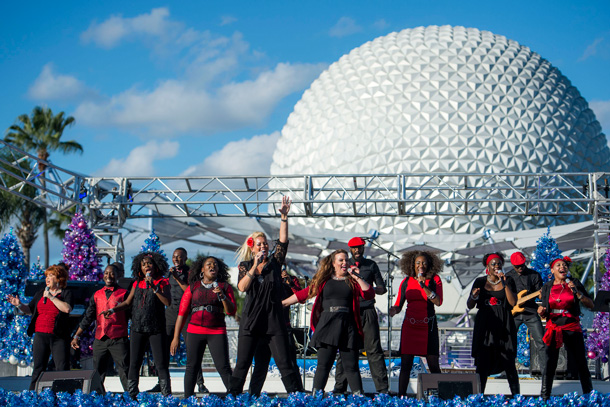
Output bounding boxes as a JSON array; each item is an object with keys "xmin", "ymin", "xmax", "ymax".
[
  {"xmin": 348, "ymin": 237, "xmax": 366, "ymax": 247},
  {"xmin": 510, "ymin": 252, "xmax": 526, "ymax": 266}
]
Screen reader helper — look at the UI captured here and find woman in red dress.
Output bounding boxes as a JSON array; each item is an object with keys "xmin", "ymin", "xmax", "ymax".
[
  {"xmin": 389, "ymin": 250, "xmax": 443, "ymax": 396},
  {"xmin": 538, "ymin": 256, "xmax": 594, "ymax": 400}
]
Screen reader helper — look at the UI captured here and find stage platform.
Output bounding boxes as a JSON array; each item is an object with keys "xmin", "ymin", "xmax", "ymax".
[{"xmin": 1, "ymin": 371, "xmax": 609, "ymax": 397}]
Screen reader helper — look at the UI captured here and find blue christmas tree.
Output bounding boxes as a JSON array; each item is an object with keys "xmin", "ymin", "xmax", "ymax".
[
  {"xmin": 140, "ymin": 229, "xmax": 168, "ymax": 262},
  {"xmin": 28, "ymin": 256, "xmax": 45, "ymax": 280},
  {"xmin": 0, "ymin": 228, "xmax": 33, "ymax": 366},
  {"xmin": 516, "ymin": 324, "xmax": 531, "ymax": 366},
  {"xmin": 530, "ymin": 227, "xmax": 562, "ymax": 283}
]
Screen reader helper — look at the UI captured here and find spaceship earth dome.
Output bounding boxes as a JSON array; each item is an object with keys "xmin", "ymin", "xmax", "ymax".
[{"xmin": 271, "ymin": 25, "xmax": 609, "ymax": 235}]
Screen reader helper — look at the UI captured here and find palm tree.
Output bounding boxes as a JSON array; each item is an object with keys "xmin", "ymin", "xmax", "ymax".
[
  {"xmin": 5, "ymin": 106, "xmax": 83, "ymax": 268},
  {"xmin": 0, "ymin": 151, "xmax": 45, "ymax": 267}
]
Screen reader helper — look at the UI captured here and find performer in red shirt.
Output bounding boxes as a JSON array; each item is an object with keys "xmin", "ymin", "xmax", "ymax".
[
  {"xmin": 170, "ymin": 255, "xmax": 236, "ymax": 397},
  {"xmin": 103, "ymin": 252, "xmax": 171, "ymax": 399},
  {"xmin": 390, "ymin": 250, "xmax": 443, "ymax": 396},
  {"xmin": 283, "ymin": 249, "xmax": 374, "ymax": 395},
  {"xmin": 538, "ymin": 256, "xmax": 594, "ymax": 400},
  {"xmin": 71, "ymin": 264, "xmax": 129, "ymax": 392},
  {"xmin": 9, "ymin": 265, "xmax": 73, "ymax": 391}
]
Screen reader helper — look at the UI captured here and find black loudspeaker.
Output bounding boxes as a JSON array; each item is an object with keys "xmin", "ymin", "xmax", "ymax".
[
  {"xmin": 417, "ymin": 373, "xmax": 480, "ymax": 400},
  {"xmin": 530, "ymin": 340, "xmax": 568, "ymax": 377},
  {"xmin": 36, "ymin": 370, "xmax": 104, "ymax": 394}
]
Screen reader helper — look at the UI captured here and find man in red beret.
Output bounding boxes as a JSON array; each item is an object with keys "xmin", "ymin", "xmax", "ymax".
[
  {"xmin": 334, "ymin": 237, "xmax": 388, "ymax": 394},
  {"xmin": 505, "ymin": 251, "xmax": 546, "ymax": 372}
]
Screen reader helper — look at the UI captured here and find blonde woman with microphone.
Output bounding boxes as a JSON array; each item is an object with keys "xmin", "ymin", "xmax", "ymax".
[{"xmin": 228, "ymin": 196, "xmax": 304, "ymax": 395}]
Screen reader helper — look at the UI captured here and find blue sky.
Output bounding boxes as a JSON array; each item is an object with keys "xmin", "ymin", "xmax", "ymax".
[
  {"xmin": 1, "ymin": 0, "xmax": 610, "ymax": 264},
  {"xmin": 1, "ymin": 0, "xmax": 609, "ymax": 180}
]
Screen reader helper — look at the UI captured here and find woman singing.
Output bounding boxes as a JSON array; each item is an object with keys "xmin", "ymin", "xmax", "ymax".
[
  {"xmin": 283, "ymin": 249, "xmax": 374, "ymax": 395},
  {"xmin": 103, "ymin": 252, "xmax": 172, "ymax": 399},
  {"xmin": 170, "ymin": 255, "xmax": 236, "ymax": 397},
  {"xmin": 538, "ymin": 256, "xmax": 593, "ymax": 400},
  {"xmin": 467, "ymin": 252, "xmax": 519, "ymax": 396},
  {"xmin": 389, "ymin": 250, "xmax": 443, "ymax": 396},
  {"xmin": 9, "ymin": 265, "xmax": 73, "ymax": 390},
  {"xmin": 229, "ymin": 196, "xmax": 303, "ymax": 395}
]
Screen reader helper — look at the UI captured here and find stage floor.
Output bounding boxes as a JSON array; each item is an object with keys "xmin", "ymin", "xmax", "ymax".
[{"xmin": 1, "ymin": 372, "xmax": 609, "ymax": 397}]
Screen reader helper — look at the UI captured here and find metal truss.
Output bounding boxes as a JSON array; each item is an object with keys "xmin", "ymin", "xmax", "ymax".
[{"xmin": 2, "ymin": 139, "xmax": 610, "ymax": 268}]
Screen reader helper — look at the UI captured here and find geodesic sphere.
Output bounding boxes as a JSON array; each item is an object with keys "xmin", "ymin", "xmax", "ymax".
[{"xmin": 271, "ymin": 25, "xmax": 609, "ymax": 235}]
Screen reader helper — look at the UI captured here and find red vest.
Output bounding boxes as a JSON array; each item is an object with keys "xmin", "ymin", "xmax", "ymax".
[{"xmin": 94, "ymin": 287, "xmax": 129, "ymax": 340}]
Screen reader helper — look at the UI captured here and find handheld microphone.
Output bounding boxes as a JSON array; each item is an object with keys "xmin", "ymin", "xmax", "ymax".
[
  {"xmin": 44, "ymin": 287, "xmax": 49, "ymax": 304},
  {"xmin": 565, "ymin": 273, "xmax": 578, "ymax": 294},
  {"xmin": 212, "ymin": 281, "xmax": 221, "ymax": 301},
  {"xmin": 145, "ymin": 272, "xmax": 151, "ymax": 289},
  {"xmin": 349, "ymin": 266, "xmax": 363, "ymax": 280}
]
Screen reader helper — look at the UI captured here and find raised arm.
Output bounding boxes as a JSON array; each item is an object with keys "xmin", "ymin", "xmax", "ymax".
[{"xmin": 278, "ymin": 196, "xmax": 291, "ymax": 244}]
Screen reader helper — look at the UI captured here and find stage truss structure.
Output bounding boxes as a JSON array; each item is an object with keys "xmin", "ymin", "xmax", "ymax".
[{"xmin": 2, "ymin": 139, "xmax": 610, "ymax": 285}]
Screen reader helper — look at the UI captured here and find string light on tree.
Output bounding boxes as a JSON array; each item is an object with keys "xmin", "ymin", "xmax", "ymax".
[{"xmin": 530, "ymin": 227, "xmax": 562, "ymax": 283}]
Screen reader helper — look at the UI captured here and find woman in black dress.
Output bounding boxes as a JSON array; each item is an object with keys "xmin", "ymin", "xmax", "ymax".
[
  {"xmin": 8, "ymin": 265, "xmax": 73, "ymax": 390},
  {"xmin": 229, "ymin": 196, "xmax": 304, "ymax": 395},
  {"xmin": 538, "ymin": 256, "xmax": 594, "ymax": 400},
  {"xmin": 283, "ymin": 249, "xmax": 374, "ymax": 395},
  {"xmin": 467, "ymin": 252, "xmax": 519, "ymax": 396},
  {"xmin": 103, "ymin": 252, "xmax": 172, "ymax": 399}
]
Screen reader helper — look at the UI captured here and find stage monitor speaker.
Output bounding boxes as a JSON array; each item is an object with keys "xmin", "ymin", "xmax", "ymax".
[
  {"xmin": 36, "ymin": 370, "xmax": 104, "ymax": 394},
  {"xmin": 530, "ymin": 340, "xmax": 568, "ymax": 377},
  {"xmin": 417, "ymin": 373, "xmax": 480, "ymax": 400}
]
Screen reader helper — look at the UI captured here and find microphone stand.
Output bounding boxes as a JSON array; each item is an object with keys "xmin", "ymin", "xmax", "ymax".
[{"xmin": 364, "ymin": 237, "xmax": 400, "ymax": 392}]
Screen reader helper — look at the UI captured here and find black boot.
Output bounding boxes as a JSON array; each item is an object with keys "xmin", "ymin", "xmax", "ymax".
[
  {"xmin": 128, "ymin": 379, "xmax": 139, "ymax": 401},
  {"xmin": 159, "ymin": 379, "xmax": 172, "ymax": 397},
  {"xmin": 540, "ymin": 375, "xmax": 552, "ymax": 401},
  {"xmin": 281, "ymin": 372, "xmax": 304, "ymax": 393},
  {"xmin": 229, "ymin": 376, "xmax": 246, "ymax": 396}
]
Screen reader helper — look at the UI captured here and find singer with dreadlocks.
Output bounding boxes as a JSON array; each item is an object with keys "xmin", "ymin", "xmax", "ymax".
[
  {"xmin": 228, "ymin": 196, "xmax": 304, "ymax": 395},
  {"xmin": 283, "ymin": 249, "xmax": 374, "ymax": 395},
  {"xmin": 538, "ymin": 256, "xmax": 594, "ymax": 400},
  {"xmin": 102, "ymin": 252, "xmax": 171, "ymax": 399},
  {"xmin": 170, "ymin": 255, "xmax": 236, "ymax": 397}
]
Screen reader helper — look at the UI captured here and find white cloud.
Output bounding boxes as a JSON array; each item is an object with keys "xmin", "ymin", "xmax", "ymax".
[
  {"xmin": 373, "ymin": 19, "xmax": 390, "ymax": 31},
  {"xmin": 182, "ymin": 132, "xmax": 280, "ymax": 176},
  {"xmin": 74, "ymin": 62, "xmax": 325, "ymax": 136},
  {"xmin": 590, "ymin": 100, "xmax": 610, "ymax": 134},
  {"xmin": 81, "ymin": 7, "xmax": 179, "ymax": 49},
  {"xmin": 28, "ymin": 64, "xmax": 95, "ymax": 101},
  {"xmin": 220, "ymin": 15, "xmax": 237, "ymax": 26},
  {"xmin": 579, "ymin": 37, "xmax": 605, "ymax": 61},
  {"xmin": 329, "ymin": 17, "xmax": 362, "ymax": 38},
  {"xmin": 96, "ymin": 140, "xmax": 179, "ymax": 176}
]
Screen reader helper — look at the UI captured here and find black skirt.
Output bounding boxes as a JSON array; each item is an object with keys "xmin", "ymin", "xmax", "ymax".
[{"xmin": 310, "ymin": 310, "xmax": 362, "ymax": 350}]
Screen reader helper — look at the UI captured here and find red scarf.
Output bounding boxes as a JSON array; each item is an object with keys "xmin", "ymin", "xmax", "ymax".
[{"xmin": 543, "ymin": 318, "xmax": 581, "ymax": 348}]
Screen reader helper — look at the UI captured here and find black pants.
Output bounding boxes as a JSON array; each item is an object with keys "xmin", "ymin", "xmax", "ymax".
[
  {"xmin": 166, "ymin": 324, "xmax": 204, "ymax": 387},
  {"xmin": 398, "ymin": 354, "xmax": 441, "ymax": 396},
  {"xmin": 184, "ymin": 333, "xmax": 232, "ymax": 397},
  {"xmin": 230, "ymin": 333, "xmax": 303, "ymax": 394},
  {"xmin": 93, "ymin": 336, "xmax": 130, "ymax": 392},
  {"xmin": 30, "ymin": 333, "xmax": 70, "ymax": 390},
  {"xmin": 315, "ymin": 345, "xmax": 362, "ymax": 393},
  {"xmin": 514, "ymin": 313, "xmax": 547, "ymax": 374},
  {"xmin": 128, "ymin": 331, "xmax": 170, "ymax": 389},
  {"xmin": 249, "ymin": 328, "xmax": 299, "ymax": 396},
  {"xmin": 544, "ymin": 330, "xmax": 593, "ymax": 394},
  {"xmin": 334, "ymin": 308, "xmax": 388, "ymax": 393}
]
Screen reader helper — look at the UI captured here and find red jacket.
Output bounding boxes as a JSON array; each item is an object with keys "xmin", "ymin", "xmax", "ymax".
[
  {"xmin": 94, "ymin": 287, "xmax": 129, "ymax": 340},
  {"xmin": 295, "ymin": 280, "xmax": 374, "ymax": 337}
]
